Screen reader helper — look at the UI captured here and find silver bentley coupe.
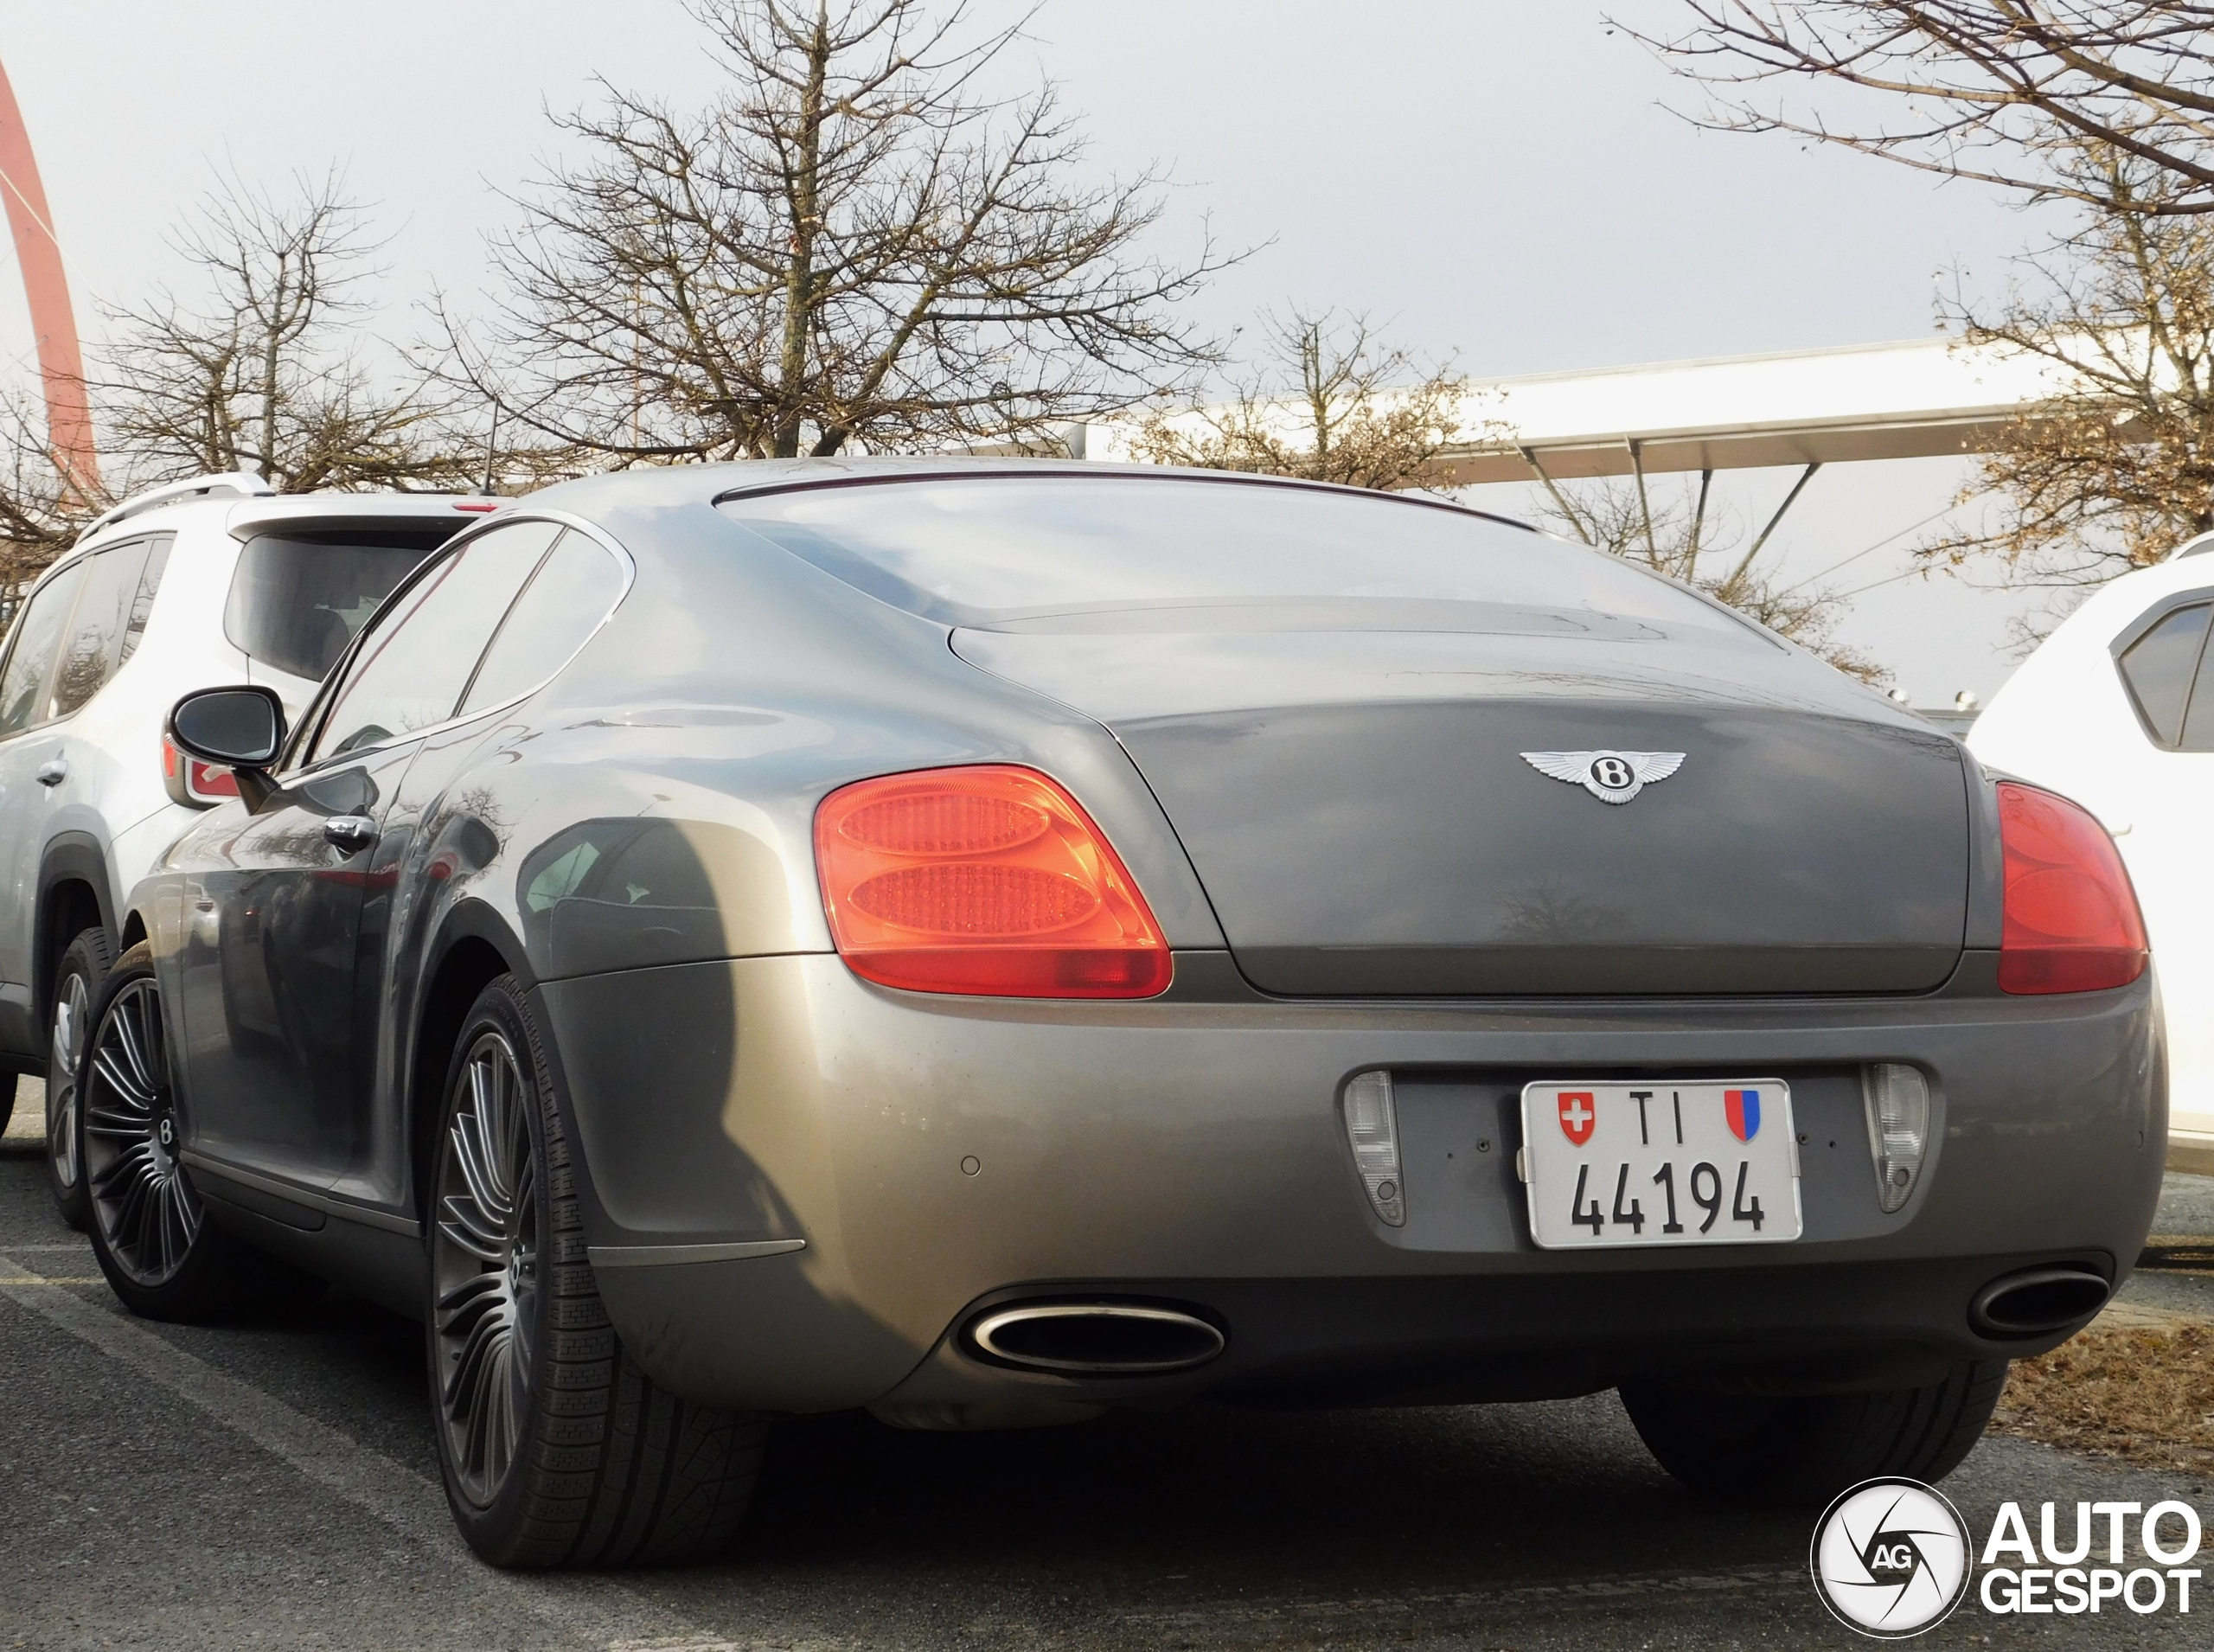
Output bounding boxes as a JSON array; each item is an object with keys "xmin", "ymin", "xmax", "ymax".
[{"xmin": 83, "ymin": 462, "xmax": 2162, "ymax": 1567}]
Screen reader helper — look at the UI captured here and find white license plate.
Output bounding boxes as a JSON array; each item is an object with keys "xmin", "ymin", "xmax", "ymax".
[{"xmin": 1519, "ymin": 1079, "xmax": 1802, "ymax": 1250}]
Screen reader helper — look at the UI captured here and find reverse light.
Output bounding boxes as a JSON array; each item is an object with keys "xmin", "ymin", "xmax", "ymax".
[
  {"xmin": 1862, "ymin": 1062, "xmax": 1929, "ymax": 1213},
  {"xmin": 162, "ymin": 735, "xmax": 240, "ymax": 808},
  {"xmin": 1341, "ymin": 1069, "xmax": 1405, "ymax": 1227},
  {"xmin": 814, "ymin": 765, "xmax": 1172, "ymax": 997},
  {"xmin": 1995, "ymin": 782, "xmax": 2148, "ymax": 994}
]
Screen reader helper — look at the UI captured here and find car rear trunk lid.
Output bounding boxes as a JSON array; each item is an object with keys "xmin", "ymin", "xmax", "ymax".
[{"xmin": 953, "ymin": 627, "xmax": 1970, "ymax": 996}]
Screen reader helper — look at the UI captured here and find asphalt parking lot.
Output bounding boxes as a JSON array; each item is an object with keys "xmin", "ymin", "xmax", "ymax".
[{"xmin": 5, "ymin": 1075, "xmax": 2212, "ymax": 1651}]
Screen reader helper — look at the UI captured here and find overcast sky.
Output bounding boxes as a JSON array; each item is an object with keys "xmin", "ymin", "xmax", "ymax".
[{"xmin": 0, "ymin": 2, "xmax": 2076, "ymax": 701}]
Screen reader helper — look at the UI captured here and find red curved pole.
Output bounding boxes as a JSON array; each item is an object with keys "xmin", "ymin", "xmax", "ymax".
[{"xmin": 0, "ymin": 55, "xmax": 99, "ymax": 501}]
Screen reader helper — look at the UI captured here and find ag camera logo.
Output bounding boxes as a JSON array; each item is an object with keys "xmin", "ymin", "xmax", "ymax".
[{"xmin": 1810, "ymin": 1478, "xmax": 1972, "ymax": 1637}]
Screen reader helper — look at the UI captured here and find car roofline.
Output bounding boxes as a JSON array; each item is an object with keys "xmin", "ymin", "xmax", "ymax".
[{"xmin": 706, "ymin": 459, "xmax": 1540, "ymax": 535}]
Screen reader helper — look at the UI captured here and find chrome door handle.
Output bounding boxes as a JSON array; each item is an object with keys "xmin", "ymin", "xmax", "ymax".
[
  {"xmin": 35, "ymin": 758, "xmax": 67, "ymax": 786},
  {"xmin": 323, "ymin": 814, "xmax": 379, "ymax": 854}
]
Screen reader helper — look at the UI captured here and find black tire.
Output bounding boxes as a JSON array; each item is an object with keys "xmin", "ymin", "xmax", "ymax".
[
  {"xmin": 1620, "ymin": 1359, "xmax": 2009, "ymax": 1507},
  {"xmin": 46, "ymin": 925, "xmax": 115, "ymax": 1229},
  {"xmin": 427, "ymin": 975, "xmax": 764, "ymax": 1568},
  {"xmin": 80, "ymin": 942, "xmax": 316, "ymax": 1321}
]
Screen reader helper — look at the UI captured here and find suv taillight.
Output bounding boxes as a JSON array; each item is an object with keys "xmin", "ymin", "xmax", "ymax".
[
  {"xmin": 815, "ymin": 765, "xmax": 1172, "ymax": 997},
  {"xmin": 163, "ymin": 735, "xmax": 240, "ymax": 808},
  {"xmin": 1996, "ymin": 781, "xmax": 2147, "ymax": 994}
]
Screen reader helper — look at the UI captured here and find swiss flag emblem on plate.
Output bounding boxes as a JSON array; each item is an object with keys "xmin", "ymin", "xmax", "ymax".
[{"xmin": 1557, "ymin": 1091, "xmax": 1597, "ymax": 1147}]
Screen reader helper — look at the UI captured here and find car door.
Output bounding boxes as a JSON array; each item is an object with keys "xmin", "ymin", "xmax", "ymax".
[
  {"xmin": 175, "ymin": 519, "xmax": 563, "ymax": 1188},
  {"xmin": 0, "ymin": 556, "xmax": 92, "ymax": 1051},
  {"xmin": 2108, "ymin": 592, "xmax": 2214, "ymax": 1136},
  {"xmin": 335, "ymin": 526, "xmax": 630, "ymax": 1208}
]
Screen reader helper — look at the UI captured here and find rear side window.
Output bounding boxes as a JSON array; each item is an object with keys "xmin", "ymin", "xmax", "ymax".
[
  {"xmin": 458, "ymin": 532, "xmax": 625, "ymax": 715},
  {"xmin": 118, "ymin": 536, "xmax": 172, "ymax": 667},
  {"xmin": 0, "ymin": 559, "xmax": 87, "ymax": 737},
  {"xmin": 2187, "ymin": 653, "xmax": 2214, "ymax": 752},
  {"xmin": 311, "ymin": 520, "xmax": 564, "ymax": 761},
  {"xmin": 225, "ymin": 534, "xmax": 449, "ymax": 683},
  {"xmin": 2117, "ymin": 599, "xmax": 2213, "ymax": 748},
  {"xmin": 50, "ymin": 541, "xmax": 153, "ymax": 719}
]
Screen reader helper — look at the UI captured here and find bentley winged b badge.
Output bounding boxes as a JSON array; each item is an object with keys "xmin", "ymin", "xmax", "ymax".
[{"xmin": 1521, "ymin": 749, "xmax": 1686, "ymax": 804}]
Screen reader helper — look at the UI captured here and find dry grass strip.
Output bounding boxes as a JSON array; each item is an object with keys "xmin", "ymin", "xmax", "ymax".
[{"xmin": 1992, "ymin": 1321, "xmax": 2214, "ymax": 1472}]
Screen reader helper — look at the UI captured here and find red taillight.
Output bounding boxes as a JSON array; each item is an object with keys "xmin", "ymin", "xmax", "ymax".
[
  {"xmin": 163, "ymin": 735, "xmax": 240, "ymax": 807},
  {"xmin": 452, "ymin": 500, "xmax": 500, "ymax": 513},
  {"xmin": 815, "ymin": 765, "xmax": 1172, "ymax": 997},
  {"xmin": 1996, "ymin": 781, "xmax": 2147, "ymax": 994}
]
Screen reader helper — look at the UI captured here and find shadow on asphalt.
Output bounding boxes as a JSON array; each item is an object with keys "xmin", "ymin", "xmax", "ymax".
[{"xmin": 750, "ymin": 1392, "xmax": 1688, "ymax": 1578}]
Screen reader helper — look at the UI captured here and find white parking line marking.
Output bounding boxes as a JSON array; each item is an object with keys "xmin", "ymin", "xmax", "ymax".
[{"xmin": 0, "ymin": 1252, "xmax": 712, "ymax": 1647}]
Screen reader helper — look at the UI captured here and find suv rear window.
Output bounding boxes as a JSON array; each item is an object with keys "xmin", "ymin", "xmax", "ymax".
[{"xmin": 225, "ymin": 530, "xmax": 453, "ymax": 682}]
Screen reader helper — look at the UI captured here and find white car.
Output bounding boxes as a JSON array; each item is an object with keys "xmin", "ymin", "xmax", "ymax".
[
  {"xmin": 0, "ymin": 471, "xmax": 497, "ymax": 1218},
  {"xmin": 1968, "ymin": 535, "xmax": 2214, "ymax": 1151}
]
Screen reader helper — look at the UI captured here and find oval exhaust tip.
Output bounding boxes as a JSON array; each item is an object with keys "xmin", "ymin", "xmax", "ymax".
[
  {"xmin": 969, "ymin": 1303, "xmax": 1225, "ymax": 1375},
  {"xmin": 1970, "ymin": 1266, "xmax": 2111, "ymax": 1338}
]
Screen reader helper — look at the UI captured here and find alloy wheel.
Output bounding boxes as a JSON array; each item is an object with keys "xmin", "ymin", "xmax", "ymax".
[
  {"xmin": 46, "ymin": 968, "xmax": 91, "ymax": 1194},
  {"xmin": 432, "ymin": 1029, "xmax": 541, "ymax": 1508},
  {"xmin": 82, "ymin": 977, "xmax": 202, "ymax": 1285}
]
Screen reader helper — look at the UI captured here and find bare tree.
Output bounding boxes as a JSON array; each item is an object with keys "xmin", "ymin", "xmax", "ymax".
[
  {"xmin": 1129, "ymin": 309, "xmax": 1474, "ymax": 490},
  {"xmin": 1911, "ymin": 143, "xmax": 2214, "ymax": 599},
  {"xmin": 1623, "ymin": 3, "xmax": 2214, "ymax": 215},
  {"xmin": 1626, "ymin": 7, "xmax": 2214, "ymax": 622},
  {"xmin": 102, "ymin": 174, "xmax": 473, "ymax": 491},
  {"xmin": 1539, "ymin": 474, "xmax": 1889, "ymax": 681},
  {"xmin": 442, "ymin": 0, "xmax": 1234, "ymax": 464}
]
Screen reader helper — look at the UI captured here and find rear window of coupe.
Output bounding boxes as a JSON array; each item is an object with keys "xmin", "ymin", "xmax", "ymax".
[{"xmin": 716, "ymin": 475, "xmax": 1744, "ymax": 637}]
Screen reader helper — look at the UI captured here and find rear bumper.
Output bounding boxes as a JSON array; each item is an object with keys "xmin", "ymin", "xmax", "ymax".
[{"xmin": 539, "ymin": 951, "xmax": 2165, "ymax": 1416}]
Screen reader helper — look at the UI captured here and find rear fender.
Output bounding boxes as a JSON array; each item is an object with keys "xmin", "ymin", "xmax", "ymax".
[{"xmin": 405, "ymin": 901, "xmax": 585, "ymax": 1236}]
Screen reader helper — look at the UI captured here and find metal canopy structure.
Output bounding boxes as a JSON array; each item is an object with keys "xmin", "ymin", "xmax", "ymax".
[
  {"xmin": 1090, "ymin": 334, "xmax": 2074, "ymax": 486},
  {"xmin": 1417, "ymin": 335, "xmax": 2074, "ymax": 489},
  {"xmin": 1078, "ymin": 333, "xmax": 2077, "ymax": 556}
]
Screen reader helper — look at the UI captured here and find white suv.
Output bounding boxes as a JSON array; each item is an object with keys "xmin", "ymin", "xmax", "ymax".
[{"xmin": 0, "ymin": 471, "xmax": 497, "ymax": 1220}]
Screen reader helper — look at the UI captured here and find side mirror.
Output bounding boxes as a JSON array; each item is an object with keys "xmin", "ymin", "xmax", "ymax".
[{"xmin": 167, "ymin": 687, "xmax": 286, "ymax": 810}]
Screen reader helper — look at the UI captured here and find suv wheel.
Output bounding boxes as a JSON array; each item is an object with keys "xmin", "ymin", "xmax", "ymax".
[
  {"xmin": 46, "ymin": 926, "xmax": 115, "ymax": 1228},
  {"xmin": 80, "ymin": 943, "xmax": 313, "ymax": 1320},
  {"xmin": 428, "ymin": 976, "xmax": 764, "ymax": 1567},
  {"xmin": 1619, "ymin": 1359, "xmax": 2009, "ymax": 1507}
]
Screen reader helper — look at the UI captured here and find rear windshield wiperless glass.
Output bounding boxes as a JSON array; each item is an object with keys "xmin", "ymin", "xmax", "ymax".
[
  {"xmin": 716, "ymin": 475, "xmax": 1746, "ymax": 637},
  {"xmin": 225, "ymin": 533, "xmax": 450, "ymax": 682}
]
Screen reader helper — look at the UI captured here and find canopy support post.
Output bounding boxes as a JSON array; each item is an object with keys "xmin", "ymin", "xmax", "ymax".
[
  {"xmin": 1687, "ymin": 467, "xmax": 1712, "ymax": 576},
  {"xmin": 1518, "ymin": 445, "xmax": 1590, "ymax": 544},
  {"xmin": 1723, "ymin": 461, "xmax": 1821, "ymax": 595},
  {"xmin": 1628, "ymin": 439, "xmax": 1657, "ymax": 565}
]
